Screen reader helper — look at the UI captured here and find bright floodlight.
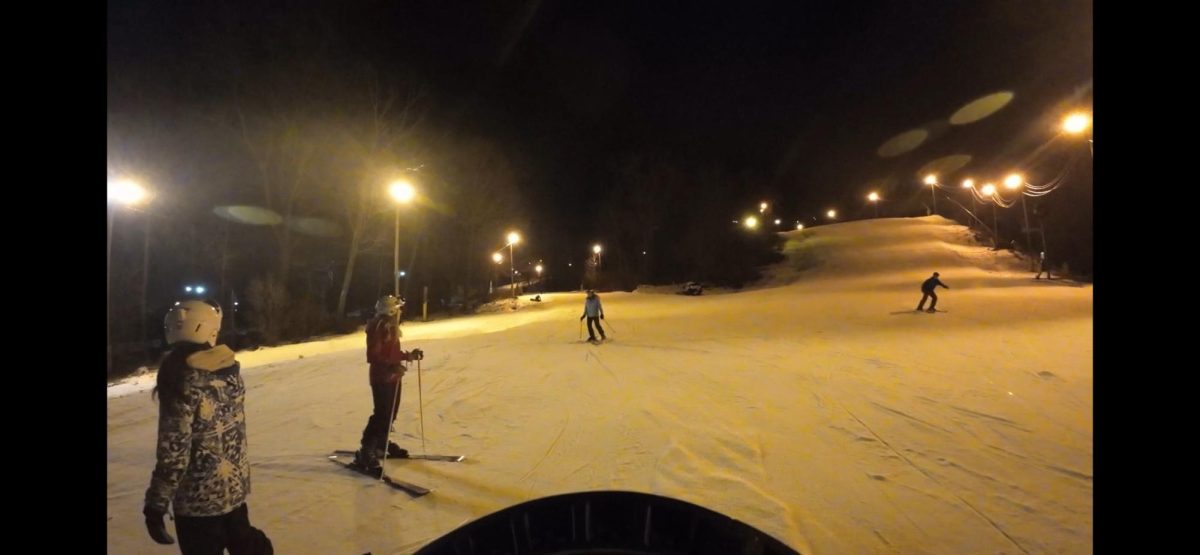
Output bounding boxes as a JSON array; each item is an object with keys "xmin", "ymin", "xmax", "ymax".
[
  {"xmin": 388, "ymin": 180, "xmax": 415, "ymax": 203},
  {"xmin": 1062, "ymin": 112, "xmax": 1091, "ymax": 134},
  {"xmin": 868, "ymin": 192, "xmax": 880, "ymax": 202},
  {"xmin": 981, "ymin": 183, "xmax": 996, "ymax": 196},
  {"xmin": 924, "ymin": 174, "xmax": 937, "ymax": 185},
  {"xmin": 492, "ymin": 252, "xmax": 503, "ymax": 263},
  {"xmin": 592, "ymin": 244, "xmax": 602, "ymax": 254},
  {"xmin": 507, "ymin": 231, "xmax": 521, "ymax": 245},
  {"xmin": 774, "ymin": 218, "xmax": 781, "ymax": 225},
  {"xmin": 796, "ymin": 223, "xmax": 804, "ymax": 230},
  {"xmin": 744, "ymin": 216, "xmax": 758, "ymax": 229},
  {"xmin": 826, "ymin": 209, "xmax": 837, "ymax": 219},
  {"xmin": 1004, "ymin": 174, "xmax": 1023, "ymax": 189},
  {"xmin": 108, "ymin": 178, "xmax": 147, "ymax": 205},
  {"xmin": 535, "ymin": 264, "xmax": 543, "ymax": 274},
  {"xmin": 195, "ymin": 286, "xmax": 206, "ymax": 294},
  {"xmin": 185, "ymin": 286, "xmax": 193, "ymax": 293},
  {"xmin": 759, "ymin": 202, "xmax": 768, "ymax": 213},
  {"xmin": 962, "ymin": 179, "xmax": 975, "ymax": 188}
]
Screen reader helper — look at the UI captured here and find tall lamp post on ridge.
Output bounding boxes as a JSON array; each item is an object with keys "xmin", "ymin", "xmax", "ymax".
[
  {"xmin": 108, "ymin": 178, "xmax": 148, "ymax": 374},
  {"xmin": 1004, "ymin": 173, "xmax": 1034, "ymax": 267},
  {"xmin": 1062, "ymin": 111, "xmax": 1092, "ymax": 157},
  {"xmin": 924, "ymin": 174, "xmax": 939, "ymax": 215},
  {"xmin": 962, "ymin": 179, "xmax": 977, "ymax": 229},
  {"xmin": 980, "ymin": 183, "xmax": 999, "ymax": 248},
  {"xmin": 507, "ymin": 231, "xmax": 521, "ymax": 298},
  {"xmin": 388, "ymin": 180, "xmax": 416, "ymax": 300}
]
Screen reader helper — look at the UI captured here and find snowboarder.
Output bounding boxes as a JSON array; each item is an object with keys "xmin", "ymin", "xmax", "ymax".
[
  {"xmin": 915, "ymin": 272, "xmax": 949, "ymax": 312},
  {"xmin": 354, "ymin": 294, "xmax": 423, "ymax": 472},
  {"xmin": 580, "ymin": 289, "xmax": 607, "ymax": 342},
  {"xmin": 144, "ymin": 299, "xmax": 273, "ymax": 554}
]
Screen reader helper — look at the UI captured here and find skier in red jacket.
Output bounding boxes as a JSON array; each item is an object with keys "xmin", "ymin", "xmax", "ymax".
[{"xmin": 353, "ymin": 294, "xmax": 424, "ymax": 471}]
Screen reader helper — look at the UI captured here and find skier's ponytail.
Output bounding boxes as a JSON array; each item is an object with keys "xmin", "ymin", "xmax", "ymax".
[{"xmin": 151, "ymin": 343, "xmax": 206, "ymax": 414}]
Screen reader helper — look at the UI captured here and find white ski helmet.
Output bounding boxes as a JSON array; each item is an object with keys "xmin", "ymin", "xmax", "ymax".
[
  {"xmin": 375, "ymin": 294, "xmax": 404, "ymax": 317},
  {"xmin": 164, "ymin": 299, "xmax": 223, "ymax": 347}
]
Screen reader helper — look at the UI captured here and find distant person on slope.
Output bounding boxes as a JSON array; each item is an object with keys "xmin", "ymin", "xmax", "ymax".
[
  {"xmin": 580, "ymin": 289, "xmax": 607, "ymax": 342},
  {"xmin": 353, "ymin": 294, "xmax": 424, "ymax": 473},
  {"xmin": 915, "ymin": 272, "xmax": 949, "ymax": 313},
  {"xmin": 1034, "ymin": 251, "xmax": 1052, "ymax": 280},
  {"xmin": 144, "ymin": 299, "xmax": 273, "ymax": 554}
]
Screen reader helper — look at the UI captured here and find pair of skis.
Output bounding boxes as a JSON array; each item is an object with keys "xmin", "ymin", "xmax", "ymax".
[{"xmin": 328, "ymin": 450, "xmax": 464, "ymax": 498}]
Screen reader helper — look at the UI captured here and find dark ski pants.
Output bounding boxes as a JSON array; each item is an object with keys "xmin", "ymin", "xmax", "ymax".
[
  {"xmin": 175, "ymin": 503, "xmax": 273, "ymax": 555},
  {"xmin": 1035, "ymin": 261, "xmax": 1051, "ymax": 279},
  {"xmin": 916, "ymin": 290, "xmax": 938, "ymax": 310},
  {"xmin": 360, "ymin": 379, "xmax": 402, "ymax": 452},
  {"xmin": 586, "ymin": 317, "xmax": 606, "ymax": 340}
]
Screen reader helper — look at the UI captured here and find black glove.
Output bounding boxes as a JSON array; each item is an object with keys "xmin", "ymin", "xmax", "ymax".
[
  {"xmin": 580, "ymin": 315, "xmax": 585, "ymax": 321},
  {"xmin": 600, "ymin": 315, "xmax": 605, "ymax": 320},
  {"xmin": 410, "ymin": 348, "xmax": 424, "ymax": 361},
  {"xmin": 143, "ymin": 506, "xmax": 176, "ymax": 545}
]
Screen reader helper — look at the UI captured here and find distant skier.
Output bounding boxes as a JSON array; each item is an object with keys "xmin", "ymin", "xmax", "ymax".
[
  {"xmin": 1034, "ymin": 251, "xmax": 1051, "ymax": 280},
  {"xmin": 144, "ymin": 299, "xmax": 273, "ymax": 553},
  {"xmin": 915, "ymin": 272, "xmax": 949, "ymax": 312},
  {"xmin": 580, "ymin": 289, "xmax": 607, "ymax": 342},
  {"xmin": 353, "ymin": 294, "xmax": 423, "ymax": 473}
]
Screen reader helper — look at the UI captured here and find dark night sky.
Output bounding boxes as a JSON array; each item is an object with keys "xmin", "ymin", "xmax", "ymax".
[{"xmin": 108, "ymin": 0, "xmax": 1092, "ymax": 251}]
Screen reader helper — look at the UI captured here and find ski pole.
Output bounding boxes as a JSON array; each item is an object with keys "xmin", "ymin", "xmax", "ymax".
[
  {"xmin": 417, "ymin": 357, "xmax": 426, "ymax": 453},
  {"xmin": 578, "ymin": 318, "xmax": 583, "ymax": 340},
  {"xmin": 380, "ymin": 362, "xmax": 404, "ymax": 476},
  {"xmin": 603, "ymin": 317, "xmax": 616, "ymax": 334}
]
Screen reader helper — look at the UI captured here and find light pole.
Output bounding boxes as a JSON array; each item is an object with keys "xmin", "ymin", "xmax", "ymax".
[
  {"xmin": 592, "ymin": 244, "xmax": 603, "ymax": 290},
  {"xmin": 1062, "ymin": 111, "xmax": 1092, "ymax": 157},
  {"xmin": 962, "ymin": 179, "xmax": 977, "ymax": 229},
  {"xmin": 924, "ymin": 174, "xmax": 938, "ymax": 215},
  {"xmin": 388, "ymin": 180, "xmax": 416, "ymax": 299},
  {"xmin": 1005, "ymin": 173, "xmax": 1033, "ymax": 267},
  {"xmin": 981, "ymin": 183, "xmax": 998, "ymax": 248},
  {"xmin": 107, "ymin": 178, "xmax": 148, "ymax": 375},
  {"xmin": 491, "ymin": 252, "xmax": 503, "ymax": 294},
  {"xmin": 867, "ymin": 191, "xmax": 880, "ymax": 218},
  {"xmin": 507, "ymin": 231, "xmax": 520, "ymax": 298}
]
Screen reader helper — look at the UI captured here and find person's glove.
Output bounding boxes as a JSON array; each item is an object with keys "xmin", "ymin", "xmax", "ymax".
[
  {"xmin": 410, "ymin": 348, "xmax": 424, "ymax": 361},
  {"xmin": 579, "ymin": 315, "xmax": 585, "ymax": 321},
  {"xmin": 143, "ymin": 506, "xmax": 176, "ymax": 545},
  {"xmin": 600, "ymin": 315, "xmax": 605, "ymax": 320}
]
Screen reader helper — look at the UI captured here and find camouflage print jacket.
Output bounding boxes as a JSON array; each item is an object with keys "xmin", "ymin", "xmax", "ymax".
[{"xmin": 144, "ymin": 344, "xmax": 251, "ymax": 517}]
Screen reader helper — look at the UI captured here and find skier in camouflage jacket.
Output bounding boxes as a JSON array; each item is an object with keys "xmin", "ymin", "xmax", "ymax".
[{"xmin": 144, "ymin": 300, "xmax": 272, "ymax": 553}]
